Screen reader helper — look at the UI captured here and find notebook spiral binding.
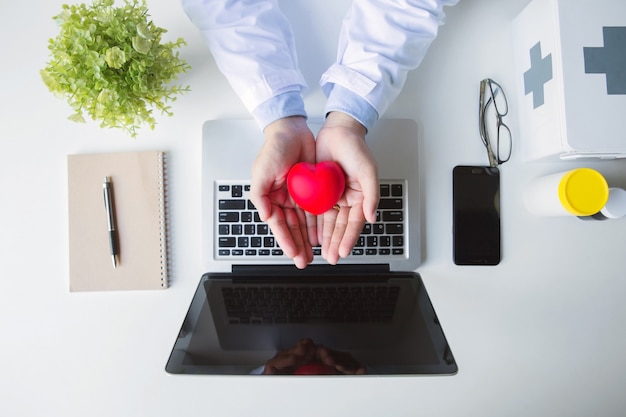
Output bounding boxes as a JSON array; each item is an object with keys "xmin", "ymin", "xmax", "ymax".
[{"xmin": 158, "ymin": 152, "xmax": 170, "ymax": 288}]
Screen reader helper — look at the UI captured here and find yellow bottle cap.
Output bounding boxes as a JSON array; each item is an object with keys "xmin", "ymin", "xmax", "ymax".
[{"xmin": 558, "ymin": 168, "xmax": 609, "ymax": 216}]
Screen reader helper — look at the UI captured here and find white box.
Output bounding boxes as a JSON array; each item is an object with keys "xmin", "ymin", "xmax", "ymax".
[{"xmin": 512, "ymin": 0, "xmax": 626, "ymax": 160}]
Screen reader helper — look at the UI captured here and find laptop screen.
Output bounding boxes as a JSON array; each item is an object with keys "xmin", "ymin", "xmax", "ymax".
[{"xmin": 165, "ymin": 266, "xmax": 457, "ymax": 376}]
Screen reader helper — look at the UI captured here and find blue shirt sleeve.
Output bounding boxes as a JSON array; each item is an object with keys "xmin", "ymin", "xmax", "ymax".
[
  {"xmin": 323, "ymin": 84, "xmax": 378, "ymax": 132},
  {"xmin": 251, "ymin": 91, "xmax": 308, "ymax": 131}
]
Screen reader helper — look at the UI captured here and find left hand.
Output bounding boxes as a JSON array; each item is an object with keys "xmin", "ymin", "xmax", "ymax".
[{"xmin": 315, "ymin": 112, "xmax": 379, "ymax": 264}]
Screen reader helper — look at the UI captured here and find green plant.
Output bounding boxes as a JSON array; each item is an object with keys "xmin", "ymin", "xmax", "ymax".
[{"xmin": 41, "ymin": 0, "xmax": 191, "ymax": 137}]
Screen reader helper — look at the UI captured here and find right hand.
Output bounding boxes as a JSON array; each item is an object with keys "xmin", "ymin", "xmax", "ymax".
[{"xmin": 249, "ymin": 116, "xmax": 318, "ymax": 269}]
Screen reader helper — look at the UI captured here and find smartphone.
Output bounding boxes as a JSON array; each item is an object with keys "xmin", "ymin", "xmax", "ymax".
[{"xmin": 452, "ymin": 165, "xmax": 501, "ymax": 265}]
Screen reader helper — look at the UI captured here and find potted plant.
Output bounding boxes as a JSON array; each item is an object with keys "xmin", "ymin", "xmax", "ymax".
[{"xmin": 41, "ymin": 0, "xmax": 191, "ymax": 137}]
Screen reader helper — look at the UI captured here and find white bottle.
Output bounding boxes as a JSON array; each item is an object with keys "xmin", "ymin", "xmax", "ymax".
[{"xmin": 581, "ymin": 188, "xmax": 626, "ymax": 220}]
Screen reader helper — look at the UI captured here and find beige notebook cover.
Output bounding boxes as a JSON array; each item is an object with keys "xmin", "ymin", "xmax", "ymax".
[{"xmin": 67, "ymin": 151, "xmax": 168, "ymax": 291}]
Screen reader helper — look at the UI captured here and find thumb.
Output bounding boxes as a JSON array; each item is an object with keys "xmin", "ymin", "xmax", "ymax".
[{"xmin": 360, "ymin": 170, "xmax": 380, "ymax": 224}]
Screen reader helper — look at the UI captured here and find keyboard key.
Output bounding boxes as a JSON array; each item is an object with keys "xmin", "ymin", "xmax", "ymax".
[
  {"xmin": 232, "ymin": 185, "xmax": 243, "ymax": 198},
  {"xmin": 219, "ymin": 237, "xmax": 236, "ymax": 247},
  {"xmin": 382, "ymin": 211, "xmax": 403, "ymax": 222},
  {"xmin": 386, "ymin": 224, "xmax": 404, "ymax": 234},
  {"xmin": 380, "ymin": 184, "xmax": 390, "ymax": 197},
  {"xmin": 378, "ymin": 199, "xmax": 403, "ymax": 209},
  {"xmin": 218, "ymin": 225, "xmax": 230, "ymax": 235},
  {"xmin": 391, "ymin": 184, "xmax": 403, "ymax": 197},
  {"xmin": 219, "ymin": 212, "xmax": 239, "ymax": 222},
  {"xmin": 219, "ymin": 199, "xmax": 246, "ymax": 210}
]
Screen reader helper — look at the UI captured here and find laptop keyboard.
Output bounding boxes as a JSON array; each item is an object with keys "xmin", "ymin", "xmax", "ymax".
[
  {"xmin": 222, "ymin": 284, "xmax": 400, "ymax": 324},
  {"xmin": 216, "ymin": 180, "xmax": 406, "ymax": 260}
]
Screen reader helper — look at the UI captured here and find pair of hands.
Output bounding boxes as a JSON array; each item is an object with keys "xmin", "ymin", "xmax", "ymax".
[
  {"xmin": 263, "ymin": 338, "xmax": 367, "ymax": 375},
  {"xmin": 250, "ymin": 112, "xmax": 379, "ymax": 269}
]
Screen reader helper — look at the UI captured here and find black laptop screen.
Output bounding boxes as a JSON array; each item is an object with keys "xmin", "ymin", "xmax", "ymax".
[{"xmin": 166, "ymin": 267, "xmax": 457, "ymax": 376}]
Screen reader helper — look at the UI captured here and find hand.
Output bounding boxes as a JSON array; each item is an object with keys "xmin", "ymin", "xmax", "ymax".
[
  {"xmin": 263, "ymin": 338, "xmax": 367, "ymax": 375},
  {"xmin": 315, "ymin": 112, "xmax": 379, "ymax": 264},
  {"xmin": 250, "ymin": 116, "xmax": 317, "ymax": 269},
  {"xmin": 263, "ymin": 338, "xmax": 317, "ymax": 375}
]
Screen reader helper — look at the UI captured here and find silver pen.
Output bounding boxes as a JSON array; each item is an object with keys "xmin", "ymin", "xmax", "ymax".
[{"xmin": 103, "ymin": 176, "xmax": 119, "ymax": 268}]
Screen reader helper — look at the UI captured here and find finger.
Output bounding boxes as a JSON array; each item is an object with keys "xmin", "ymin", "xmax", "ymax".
[
  {"xmin": 263, "ymin": 365, "xmax": 279, "ymax": 375},
  {"xmin": 265, "ymin": 209, "xmax": 298, "ymax": 260},
  {"xmin": 264, "ymin": 354, "xmax": 299, "ymax": 374},
  {"xmin": 326, "ymin": 207, "xmax": 350, "ymax": 265},
  {"xmin": 249, "ymin": 170, "xmax": 274, "ymax": 221},
  {"xmin": 294, "ymin": 338, "xmax": 317, "ymax": 361},
  {"xmin": 338, "ymin": 204, "xmax": 366, "ymax": 259},
  {"xmin": 250, "ymin": 194, "xmax": 272, "ymax": 222},
  {"xmin": 360, "ymin": 176, "xmax": 380, "ymax": 224},
  {"xmin": 305, "ymin": 211, "xmax": 319, "ymax": 248},
  {"xmin": 320, "ymin": 209, "xmax": 339, "ymax": 263},
  {"xmin": 285, "ymin": 208, "xmax": 312, "ymax": 269},
  {"xmin": 315, "ymin": 345, "xmax": 336, "ymax": 367},
  {"xmin": 294, "ymin": 208, "xmax": 315, "ymax": 266},
  {"xmin": 335, "ymin": 364, "xmax": 367, "ymax": 375}
]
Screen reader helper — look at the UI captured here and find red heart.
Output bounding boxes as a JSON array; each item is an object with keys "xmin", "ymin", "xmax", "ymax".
[
  {"xmin": 287, "ymin": 161, "xmax": 345, "ymax": 215},
  {"xmin": 293, "ymin": 363, "xmax": 338, "ymax": 375}
]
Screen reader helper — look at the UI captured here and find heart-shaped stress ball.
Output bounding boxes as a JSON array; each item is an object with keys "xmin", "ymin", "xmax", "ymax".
[
  {"xmin": 293, "ymin": 363, "xmax": 338, "ymax": 375},
  {"xmin": 287, "ymin": 161, "xmax": 346, "ymax": 215}
]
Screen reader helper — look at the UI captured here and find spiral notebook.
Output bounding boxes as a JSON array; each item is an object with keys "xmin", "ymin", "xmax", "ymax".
[{"xmin": 67, "ymin": 150, "xmax": 168, "ymax": 291}]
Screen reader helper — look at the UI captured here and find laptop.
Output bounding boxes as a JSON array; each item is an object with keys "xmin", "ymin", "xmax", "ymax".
[{"xmin": 165, "ymin": 119, "xmax": 457, "ymax": 375}]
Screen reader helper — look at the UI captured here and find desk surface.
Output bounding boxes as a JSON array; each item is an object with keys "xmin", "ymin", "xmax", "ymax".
[{"xmin": 2, "ymin": 0, "xmax": 626, "ymax": 416}]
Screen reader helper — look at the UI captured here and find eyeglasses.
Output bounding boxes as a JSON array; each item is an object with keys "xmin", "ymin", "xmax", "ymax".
[{"xmin": 479, "ymin": 78, "xmax": 512, "ymax": 167}]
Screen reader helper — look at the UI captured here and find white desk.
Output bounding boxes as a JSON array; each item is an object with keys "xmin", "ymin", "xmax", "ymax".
[{"xmin": 2, "ymin": 0, "xmax": 626, "ymax": 415}]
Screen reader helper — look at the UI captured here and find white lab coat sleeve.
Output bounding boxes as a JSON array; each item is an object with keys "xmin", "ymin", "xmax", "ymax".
[
  {"xmin": 180, "ymin": 0, "xmax": 307, "ymax": 127},
  {"xmin": 321, "ymin": 0, "xmax": 459, "ymax": 129}
]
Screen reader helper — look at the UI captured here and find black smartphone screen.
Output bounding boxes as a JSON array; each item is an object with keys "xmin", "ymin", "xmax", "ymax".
[{"xmin": 452, "ymin": 165, "xmax": 501, "ymax": 265}]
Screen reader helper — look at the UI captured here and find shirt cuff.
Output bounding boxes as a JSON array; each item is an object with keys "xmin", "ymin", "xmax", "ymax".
[
  {"xmin": 251, "ymin": 91, "xmax": 308, "ymax": 131},
  {"xmin": 323, "ymin": 84, "xmax": 379, "ymax": 132}
]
